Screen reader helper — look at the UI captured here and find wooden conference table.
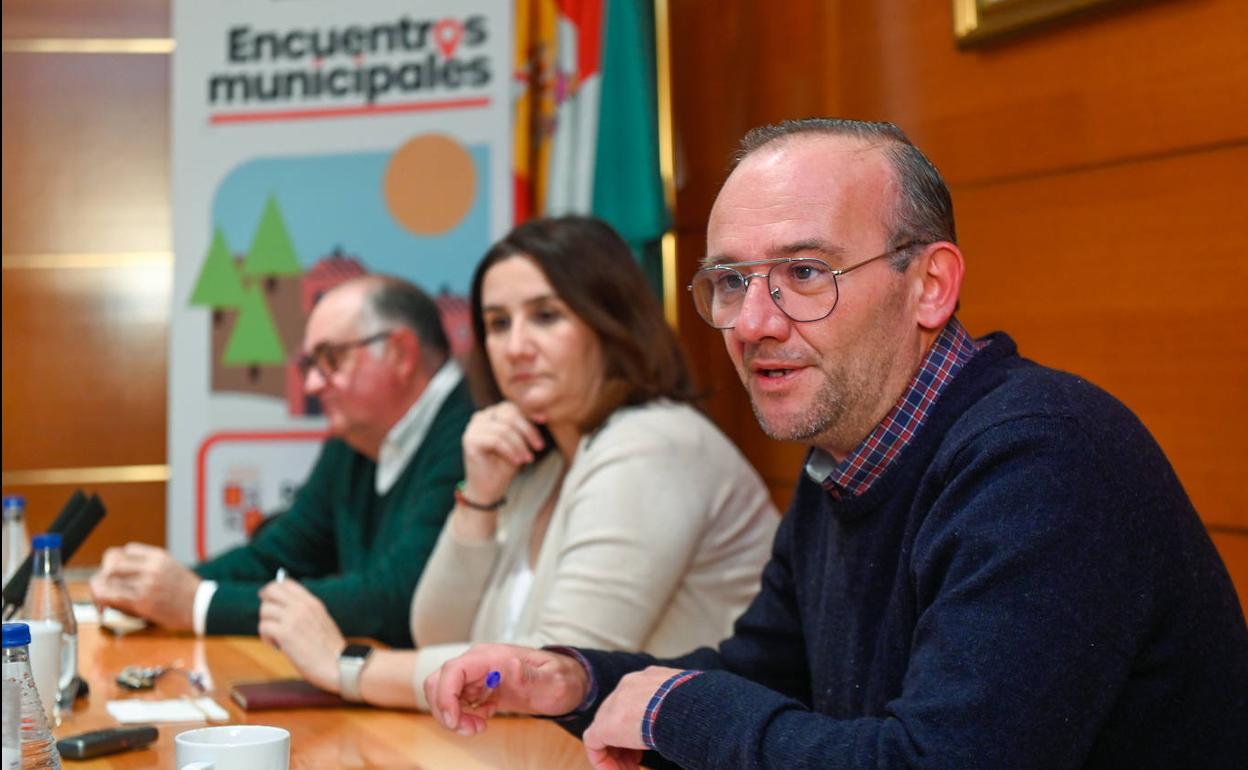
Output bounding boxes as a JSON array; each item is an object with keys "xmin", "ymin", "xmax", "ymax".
[{"xmin": 53, "ymin": 621, "xmax": 595, "ymax": 769}]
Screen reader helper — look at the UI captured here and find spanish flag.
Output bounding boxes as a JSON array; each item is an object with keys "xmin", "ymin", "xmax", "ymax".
[{"xmin": 513, "ymin": 0, "xmax": 668, "ymax": 293}]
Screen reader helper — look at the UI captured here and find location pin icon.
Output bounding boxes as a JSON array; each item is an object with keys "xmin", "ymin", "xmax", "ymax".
[{"xmin": 433, "ymin": 18, "xmax": 464, "ymax": 59}]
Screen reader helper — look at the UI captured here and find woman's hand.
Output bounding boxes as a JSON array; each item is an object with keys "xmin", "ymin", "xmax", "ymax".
[
  {"xmin": 460, "ymin": 401, "xmax": 546, "ymax": 507},
  {"xmin": 258, "ymin": 578, "xmax": 345, "ymax": 693}
]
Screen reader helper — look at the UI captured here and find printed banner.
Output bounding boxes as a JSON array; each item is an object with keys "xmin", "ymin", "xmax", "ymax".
[{"xmin": 169, "ymin": 0, "xmax": 512, "ymax": 561}]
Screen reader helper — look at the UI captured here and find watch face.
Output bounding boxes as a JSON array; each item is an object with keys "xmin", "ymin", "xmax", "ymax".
[{"xmin": 341, "ymin": 643, "xmax": 373, "ymax": 660}]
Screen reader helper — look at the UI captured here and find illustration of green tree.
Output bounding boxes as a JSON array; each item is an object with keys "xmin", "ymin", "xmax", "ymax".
[
  {"xmin": 223, "ymin": 283, "xmax": 286, "ymax": 380},
  {"xmin": 188, "ymin": 227, "xmax": 245, "ymax": 316},
  {"xmin": 244, "ymin": 194, "xmax": 302, "ymax": 290}
]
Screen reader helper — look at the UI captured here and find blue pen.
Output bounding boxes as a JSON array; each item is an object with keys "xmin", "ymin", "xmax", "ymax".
[{"xmin": 470, "ymin": 670, "xmax": 502, "ymax": 707}]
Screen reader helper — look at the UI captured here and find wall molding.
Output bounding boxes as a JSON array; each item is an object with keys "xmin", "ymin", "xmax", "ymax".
[
  {"xmin": 2, "ymin": 252, "xmax": 173, "ymax": 270},
  {"xmin": 2, "ymin": 465, "xmax": 170, "ymax": 486},
  {"xmin": 2, "ymin": 38, "xmax": 173, "ymax": 54}
]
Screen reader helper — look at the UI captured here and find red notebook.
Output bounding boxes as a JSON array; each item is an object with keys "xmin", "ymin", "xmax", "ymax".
[{"xmin": 229, "ymin": 679, "xmax": 347, "ymax": 710}]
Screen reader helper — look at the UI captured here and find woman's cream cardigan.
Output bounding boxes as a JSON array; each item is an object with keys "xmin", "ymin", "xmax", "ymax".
[{"xmin": 408, "ymin": 400, "xmax": 779, "ymax": 708}]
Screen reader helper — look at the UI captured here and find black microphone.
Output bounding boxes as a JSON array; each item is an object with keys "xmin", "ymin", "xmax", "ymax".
[
  {"xmin": 60, "ymin": 493, "xmax": 107, "ymax": 564},
  {"xmin": 2, "ymin": 491, "xmax": 106, "ymax": 619}
]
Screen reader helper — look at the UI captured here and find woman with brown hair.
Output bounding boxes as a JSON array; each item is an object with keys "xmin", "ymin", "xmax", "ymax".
[{"xmin": 259, "ymin": 216, "xmax": 777, "ymax": 710}]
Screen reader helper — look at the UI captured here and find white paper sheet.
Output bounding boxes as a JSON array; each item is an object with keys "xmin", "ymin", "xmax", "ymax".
[{"xmin": 106, "ymin": 697, "xmax": 229, "ymax": 724}]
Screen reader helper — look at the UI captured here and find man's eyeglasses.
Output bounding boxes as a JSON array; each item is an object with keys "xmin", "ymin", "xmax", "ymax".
[
  {"xmin": 687, "ymin": 242, "xmax": 923, "ymax": 329},
  {"xmin": 296, "ymin": 331, "xmax": 393, "ymax": 379}
]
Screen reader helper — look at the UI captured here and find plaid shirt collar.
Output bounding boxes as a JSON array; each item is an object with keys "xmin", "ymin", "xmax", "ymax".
[{"xmin": 805, "ymin": 317, "xmax": 986, "ymax": 499}]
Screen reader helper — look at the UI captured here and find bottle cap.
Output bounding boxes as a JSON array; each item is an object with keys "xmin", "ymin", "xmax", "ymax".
[
  {"xmin": 32, "ymin": 533, "xmax": 62, "ymax": 551},
  {"xmin": 2, "ymin": 622, "xmax": 32, "ymax": 648},
  {"xmin": 2, "ymin": 495, "xmax": 24, "ymax": 519}
]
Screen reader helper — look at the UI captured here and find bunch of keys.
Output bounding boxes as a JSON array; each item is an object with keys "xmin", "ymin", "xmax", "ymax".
[
  {"xmin": 115, "ymin": 663, "xmax": 172, "ymax": 690},
  {"xmin": 116, "ymin": 661, "xmax": 206, "ymax": 692}
]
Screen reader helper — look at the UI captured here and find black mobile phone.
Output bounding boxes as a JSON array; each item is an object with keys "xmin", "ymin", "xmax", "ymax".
[{"xmin": 56, "ymin": 725, "xmax": 158, "ymax": 760}]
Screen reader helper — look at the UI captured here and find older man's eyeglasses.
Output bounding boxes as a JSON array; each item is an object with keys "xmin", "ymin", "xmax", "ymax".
[
  {"xmin": 687, "ymin": 242, "xmax": 922, "ymax": 329},
  {"xmin": 296, "ymin": 331, "xmax": 393, "ymax": 379}
]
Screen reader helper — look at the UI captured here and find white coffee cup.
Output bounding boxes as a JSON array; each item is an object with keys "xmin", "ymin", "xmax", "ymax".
[
  {"xmin": 174, "ymin": 725, "xmax": 289, "ymax": 770},
  {"xmin": 23, "ymin": 619, "xmax": 61, "ymax": 722}
]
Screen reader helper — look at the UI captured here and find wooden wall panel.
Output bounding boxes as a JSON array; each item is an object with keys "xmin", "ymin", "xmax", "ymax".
[
  {"xmin": 957, "ymin": 144, "xmax": 1248, "ymax": 529},
  {"xmin": 1, "ymin": 261, "xmax": 169, "ymax": 470},
  {"xmin": 828, "ymin": 0, "xmax": 1248, "ymax": 185},
  {"xmin": 1, "ymin": 52, "xmax": 170, "ymax": 254},
  {"xmin": 1, "ymin": 0, "xmax": 168, "ymax": 38},
  {"xmin": 0, "ymin": 482, "xmax": 165, "ymax": 567},
  {"xmin": 665, "ymin": 6, "xmax": 754, "ymax": 234},
  {"xmin": 1210, "ymin": 532, "xmax": 1248, "ymax": 618},
  {"xmin": 667, "ymin": 2, "xmax": 836, "ymax": 234}
]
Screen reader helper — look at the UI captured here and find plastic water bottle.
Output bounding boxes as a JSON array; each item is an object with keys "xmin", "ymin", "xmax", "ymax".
[
  {"xmin": 19, "ymin": 536, "xmax": 77, "ymax": 710},
  {"xmin": 1, "ymin": 626, "xmax": 19, "ymax": 770},
  {"xmin": 2, "ymin": 497, "xmax": 30, "ymax": 587},
  {"xmin": 2, "ymin": 623, "xmax": 61, "ymax": 769}
]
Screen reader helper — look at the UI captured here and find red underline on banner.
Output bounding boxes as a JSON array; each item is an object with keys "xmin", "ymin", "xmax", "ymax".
[{"xmin": 209, "ymin": 96, "xmax": 491, "ymax": 124}]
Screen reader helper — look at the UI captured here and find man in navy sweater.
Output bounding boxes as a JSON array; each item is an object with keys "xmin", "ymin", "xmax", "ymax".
[{"xmin": 424, "ymin": 119, "xmax": 1248, "ymax": 769}]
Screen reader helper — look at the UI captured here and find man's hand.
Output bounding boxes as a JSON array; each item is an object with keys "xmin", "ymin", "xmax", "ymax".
[
  {"xmin": 582, "ymin": 666, "xmax": 684, "ymax": 770},
  {"xmin": 257, "ymin": 578, "xmax": 344, "ymax": 692},
  {"xmin": 88, "ymin": 543, "xmax": 200, "ymax": 630},
  {"xmin": 425, "ymin": 643, "xmax": 589, "ymax": 736}
]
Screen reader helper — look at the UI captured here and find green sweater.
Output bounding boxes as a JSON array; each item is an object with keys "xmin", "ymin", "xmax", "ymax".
[{"xmin": 194, "ymin": 380, "xmax": 473, "ymax": 647}]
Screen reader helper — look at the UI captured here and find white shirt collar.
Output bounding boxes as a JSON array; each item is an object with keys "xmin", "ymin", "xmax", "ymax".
[
  {"xmin": 375, "ymin": 359, "xmax": 463, "ymax": 495},
  {"xmin": 805, "ymin": 448, "xmax": 838, "ymax": 484}
]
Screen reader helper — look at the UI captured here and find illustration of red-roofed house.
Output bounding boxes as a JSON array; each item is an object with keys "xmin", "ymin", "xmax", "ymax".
[{"xmin": 302, "ymin": 248, "xmax": 367, "ymax": 314}]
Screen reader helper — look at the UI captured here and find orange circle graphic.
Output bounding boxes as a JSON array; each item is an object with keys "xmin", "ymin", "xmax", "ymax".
[{"xmin": 383, "ymin": 134, "xmax": 476, "ymax": 236}]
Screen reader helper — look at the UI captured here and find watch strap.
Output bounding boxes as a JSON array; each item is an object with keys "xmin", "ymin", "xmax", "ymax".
[{"xmin": 338, "ymin": 644, "xmax": 372, "ymax": 702}]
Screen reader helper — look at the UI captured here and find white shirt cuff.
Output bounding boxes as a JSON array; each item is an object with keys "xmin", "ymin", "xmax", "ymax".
[{"xmin": 192, "ymin": 580, "xmax": 218, "ymax": 636}]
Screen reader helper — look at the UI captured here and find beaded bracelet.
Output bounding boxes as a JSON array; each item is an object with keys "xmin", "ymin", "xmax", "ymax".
[{"xmin": 454, "ymin": 480, "xmax": 507, "ymax": 511}]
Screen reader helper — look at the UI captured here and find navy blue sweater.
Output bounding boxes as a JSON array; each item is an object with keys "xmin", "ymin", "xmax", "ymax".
[{"xmin": 565, "ymin": 334, "xmax": 1248, "ymax": 769}]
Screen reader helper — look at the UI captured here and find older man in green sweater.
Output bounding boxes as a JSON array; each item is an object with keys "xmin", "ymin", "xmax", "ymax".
[{"xmin": 91, "ymin": 275, "xmax": 473, "ymax": 647}]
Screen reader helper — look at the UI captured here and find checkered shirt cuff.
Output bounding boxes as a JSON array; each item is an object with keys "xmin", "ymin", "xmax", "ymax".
[{"xmin": 641, "ymin": 670, "xmax": 703, "ymax": 749}]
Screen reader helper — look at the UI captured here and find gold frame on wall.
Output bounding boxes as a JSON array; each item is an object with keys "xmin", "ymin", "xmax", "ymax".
[{"xmin": 953, "ymin": 0, "xmax": 1146, "ymax": 46}]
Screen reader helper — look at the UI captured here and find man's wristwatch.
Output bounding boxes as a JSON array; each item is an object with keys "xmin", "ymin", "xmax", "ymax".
[{"xmin": 337, "ymin": 643, "xmax": 373, "ymax": 703}]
